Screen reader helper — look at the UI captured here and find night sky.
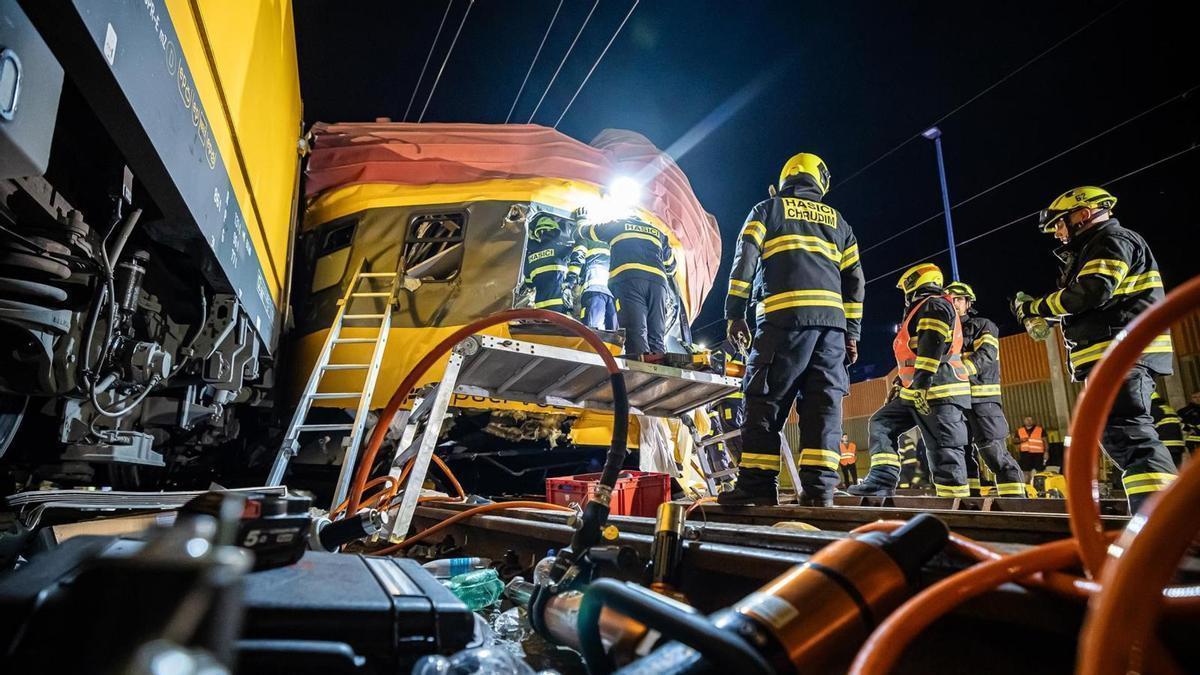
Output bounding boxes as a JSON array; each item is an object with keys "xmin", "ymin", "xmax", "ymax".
[{"xmin": 294, "ymin": 0, "xmax": 1199, "ymax": 380}]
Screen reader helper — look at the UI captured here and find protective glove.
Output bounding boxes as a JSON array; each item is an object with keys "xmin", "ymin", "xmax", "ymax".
[
  {"xmin": 1011, "ymin": 291, "xmax": 1036, "ymax": 322},
  {"xmin": 901, "ymin": 387, "xmax": 932, "ymax": 416},
  {"xmin": 571, "ymin": 206, "xmax": 590, "ymax": 225},
  {"xmin": 845, "ymin": 337, "xmax": 859, "ymax": 366},
  {"xmin": 727, "ymin": 318, "xmax": 752, "ymax": 356}
]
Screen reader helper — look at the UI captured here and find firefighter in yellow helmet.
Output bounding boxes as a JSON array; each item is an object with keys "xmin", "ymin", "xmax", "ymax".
[
  {"xmin": 721, "ymin": 152, "xmax": 865, "ymax": 506},
  {"xmin": 850, "ymin": 263, "xmax": 971, "ymax": 497},
  {"xmin": 945, "ymin": 281, "xmax": 1025, "ymax": 497},
  {"xmin": 1012, "ymin": 186, "xmax": 1175, "ymax": 513}
]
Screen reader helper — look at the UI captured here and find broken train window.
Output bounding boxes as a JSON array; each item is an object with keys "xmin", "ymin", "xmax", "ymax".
[{"xmin": 403, "ymin": 212, "xmax": 465, "ymax": 281}]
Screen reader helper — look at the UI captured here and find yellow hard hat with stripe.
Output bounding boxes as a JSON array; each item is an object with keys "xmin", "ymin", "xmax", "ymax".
[
  {"xmin": 1038, "ymin": 186, "xmax": 1117, "ymax": 233},
  {"xmin": 944, "ymin": 281, "xmax": 976, "ymax": 302},
  {"xmin": 779, "ymin": 152, "xmax": 831, "ymax": 195},
  {"xmin": 897, "ymin": 263, "xmax": 943, "ymax": 300}
]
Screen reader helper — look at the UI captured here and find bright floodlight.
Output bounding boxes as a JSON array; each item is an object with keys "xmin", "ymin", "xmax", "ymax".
[
  {"xmin": 608, "ymin": 176, "xmax": 641, "ymax": 207},
  {"xmin": 921, "ymin": 126, "xmax": 942, "ymax": 140}
]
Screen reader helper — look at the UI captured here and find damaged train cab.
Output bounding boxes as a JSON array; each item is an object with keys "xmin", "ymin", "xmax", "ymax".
[{"xmin": 287, "ymin": 123, "xmax": 723, "ymax": 494}]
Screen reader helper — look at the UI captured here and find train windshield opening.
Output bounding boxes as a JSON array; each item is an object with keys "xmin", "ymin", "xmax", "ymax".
[{"xmin": 403, "ymin": 212, "xmax": 465, "ymax": 281}]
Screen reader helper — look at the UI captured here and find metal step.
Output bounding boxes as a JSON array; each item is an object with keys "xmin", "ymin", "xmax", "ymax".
[
  {"xmin": 358, "ymin": 272, "xmax": 397, "ymax": 278},
  {"xmin": 310, "ymin": 392, "xmax": 363, "ymax": 400},
  {"xmin": 343, "ymin": 313, "xmax": 387, "ymax": 320},
  {"xmin": 333, "ymin": 338, "xmax": 377, "ymax": 344},
  {"xmin": 351, "ymin": 292, "xmax": 392, "ymax": 298},
  {"xmin": 323, "ymin": 363, "xmax": 371, "ymax": 370},
  {"xmin": 294, "ymin": 423, "xmax": 354, "ymax": 432}
]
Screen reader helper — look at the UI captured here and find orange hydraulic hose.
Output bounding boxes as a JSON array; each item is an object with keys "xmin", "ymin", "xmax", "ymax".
[
  {"xmin": 369, "ymin": 501, "xmax": 574, "ymax": 556},
  {"xmin": 851, "ymin": 520, "xmax": 1104, "ymax": 600},
  {"xmin": 345, "ymin": 309, "xmax": 621, "ymax": 516},
  {"xmin": 686, "ymin": 496, "xmax": 716, "ymax": 515},
  {"xmin": 1078, "ymin": 446, "xmax": 1200, "ymax": 675},
  {"xmin": 848, "ymin": 538, "xmax": 1081, "ymax": 675},
  {"xmin": 1065, "ymin": 275, "xmax": 1200, "ymax": 578}
]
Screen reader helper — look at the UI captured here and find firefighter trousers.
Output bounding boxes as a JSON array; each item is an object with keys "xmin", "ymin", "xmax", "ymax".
[
  {"xmin": 1094, "ymin": 365, "xmax": 1177, "ymax": 513},
  {"xmin": 863, "ymin": 397, "xmax": 970, "ymax": 496},
  {"xmin": 714, "ymin": 395, "xmax": 745, "ymax": 462},
  {"xmin": 580, "ymin": 290, "xmax": 619, "ymax": 331},
  {"xmin": 740, "ymin": 324, "xmax": 848, "ymax": 500},
  {"xmin": 610, "ymin": 277, "xmax": 669, "ymax": 356},
  {"xmin": 966, "ymin": 402, "xmax": 1025, "ymax": 496},
  {"xmin": 840, "ymin": 463, "xmax": 858, "ymax": 486}
]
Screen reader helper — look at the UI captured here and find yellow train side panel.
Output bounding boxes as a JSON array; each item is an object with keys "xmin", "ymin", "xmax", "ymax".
[
  {"xmin": 305, "ymin": 179, "xmax": 694, "ymax": 317},
  {"xmin": 164, "ymin": 0, "xmax": 302, "ymax": 304}
]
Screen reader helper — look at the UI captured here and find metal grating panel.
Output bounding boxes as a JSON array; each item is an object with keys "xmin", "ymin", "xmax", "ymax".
[{"xmin": 452, "ymin": 335, "xmax": 740, "ymax": 417}]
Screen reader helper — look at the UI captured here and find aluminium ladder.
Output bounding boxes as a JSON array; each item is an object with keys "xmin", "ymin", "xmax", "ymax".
[{"xmin": 267, "ymin": 266, "xmax": 398, "ymax": 511}]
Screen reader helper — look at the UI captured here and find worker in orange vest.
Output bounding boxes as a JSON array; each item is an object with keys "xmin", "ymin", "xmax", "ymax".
[
  {"xmin": 1016, "ymin": 416, "xmax": 1047, "ymax": 482},
  {"xmin": 838, "ymin": 433, "xmax": 858, "ymax": 487}
]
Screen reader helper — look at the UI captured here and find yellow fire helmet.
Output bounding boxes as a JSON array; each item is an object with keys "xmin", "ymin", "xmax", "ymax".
[
  {"xmin": 944, "ymin": 281, "xmax": 976, "ymax": 302},
  {"xmin": 530, "ymin": 213, "xmax": 562, "ymax": 241},
  {"xmin": 1038, "ymin": 186, "xmax": 1117, "ymax": 234},
  {"xmin": 779, "ymin": 152, "xmax": 831, "ymax": 195},
  {"xmin": 897, "ymin": 262, "xmax": 943, "ymax": 301}
]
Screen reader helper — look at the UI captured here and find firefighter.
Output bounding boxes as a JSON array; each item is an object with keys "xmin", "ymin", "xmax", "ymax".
[
  {"xmin": 1150, "ymin": 392, "xmax": 1187, "ymax": 468},
  {"xmin": 1179, "ymin": 391, "xmax": 1200, "ymax": 453},
  {"xmin": 720, "ymin": 152, "xmax": 864, "ymax": 506},
  {"xmin": 1015, "ymin": 417, "xmax": 1047, "ymax": 482},
  {"xmin": 850, "ymin": 263, "xmax": 972, "ymax": 498},
  {"xmin": 573, "ymin": 208, "xmax": 676, "ymax": 356},
  {"xmin": 520, "ymin": 213, "xmax": 578, "ymax": 312},
  {"xmin": 1013, "ymin": 186, "xmax": 1176, "ymax": 513},
  {"xmin": 946, "ymin": 281, "xmax": 1026, "ymax": 497},
  {"xmin": 572, "ymin": 236, "xmax": 619, "ymax": 331},
  {"xmin": 838, "ymin": 433, "xmax": 858, "ymax": 487}
]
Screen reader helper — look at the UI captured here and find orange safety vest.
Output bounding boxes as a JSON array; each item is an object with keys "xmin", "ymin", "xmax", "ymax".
[
  {"xmin": 839, "ymin": 442, "xmax": 857, "ymax": 465},
  {"xmin": 1018, "ymin": 426, "xmax": 1046, "ymax": 454},
  {"xmin": 892, "ymin": 296, "xmax": 969, "ymax": 387}
]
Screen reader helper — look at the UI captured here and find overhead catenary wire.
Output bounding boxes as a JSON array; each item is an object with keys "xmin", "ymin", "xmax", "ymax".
[
  {"xmin": 506, "ymin": 0, "xmax": 565, "ymax": 124},
  {"xmin": 863, "ymin": 142, "xmax": 1200, "ymax": 285},
  {"xmin": 553, "ymin": 0, "xmax": 640, "ymax": 129},
  {"xmin": 830, "ymin": 0, "xmax": 1131, "ymax": 194},
  {"xmin": 417, "ymin": 0, "xmax": 476, "ymax": 123},
  {"xmin": 859, "ymin": 82, "xmax": 1200, "ymax": 256},
  {"xmin": 403, "ymin": 0, "xmax": 455, "ymax": 122},
  {"xmin": 527, "ymin": 0, "xmax": 602, "ymax": 124}
]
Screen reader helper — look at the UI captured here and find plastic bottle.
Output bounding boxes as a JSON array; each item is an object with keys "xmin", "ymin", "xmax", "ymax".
[
  {"xmin": 412, "ymin": 645, "xmax": 557, "ymax": 675},
  {"xmin": 532, "ymin": 550, "xmax": 556, "ymax": 585},
  {"xmin": 422, "ymin": 557, "xmax": 492, "ymax": 579},
  {"xmin": 447, "ymin": 568, "xmax": 505, "ymax": 611}
]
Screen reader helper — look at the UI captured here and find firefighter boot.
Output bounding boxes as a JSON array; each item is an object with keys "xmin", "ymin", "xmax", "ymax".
[
  {"xmin": 847, "ymin": 481, "xmax": 896, "ymax": 498},
  {"xmin": 717, "ymin": 468, "xmax": 779, "ymax": 506},
  {"xmin": 798, "ymin": 493, "xmax": 834, "ymax": 507}
]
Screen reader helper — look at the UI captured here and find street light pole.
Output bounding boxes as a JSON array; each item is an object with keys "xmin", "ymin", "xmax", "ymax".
[{"xmin": 922, "ymin": 126, "xmax": 960, "ymax": 281}]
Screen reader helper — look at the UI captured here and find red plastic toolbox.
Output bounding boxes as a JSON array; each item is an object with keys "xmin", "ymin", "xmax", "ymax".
[{"xmin": 544, "ymin": 471, "xmax": 670, "ymax": 517}]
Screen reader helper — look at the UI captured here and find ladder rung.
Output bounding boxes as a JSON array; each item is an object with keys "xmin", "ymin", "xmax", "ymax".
[
  {"xmin": 310, "ymin": 392, "xmax": 363, "ymax": 400},
  {"xmin": 324, "ymin": 363, "xmax": 371, "ymax": 370},
  {"xmin": 333, "ymin": 338, "xmax": 377, "ymax": 344},
  {"xmin": 357, "ymin": 272, "xmax": 396, "ymax": 278},
  {"xmin": 351, "ymin": 292, "xmax": 392, "ymax": 297},
  {"xmin": 295, "ymin": 423, "xmax": 354, "ymax": 432},
  {"xmin": 344, "ymin": 313, "xmax": 387, "ymax": 319}
]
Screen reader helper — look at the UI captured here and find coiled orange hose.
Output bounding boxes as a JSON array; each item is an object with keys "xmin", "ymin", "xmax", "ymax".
[
  {"xmin": 1078, "ymin": 443, "xmax": 1200, "ymax": 675},
  {"xmin": 849, "ymin": 537, "xmax": 1081, "ymax": 674},
  {"xmin": 850, "ymin": 275, "xmax": 1200, "ymax": 672}
]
